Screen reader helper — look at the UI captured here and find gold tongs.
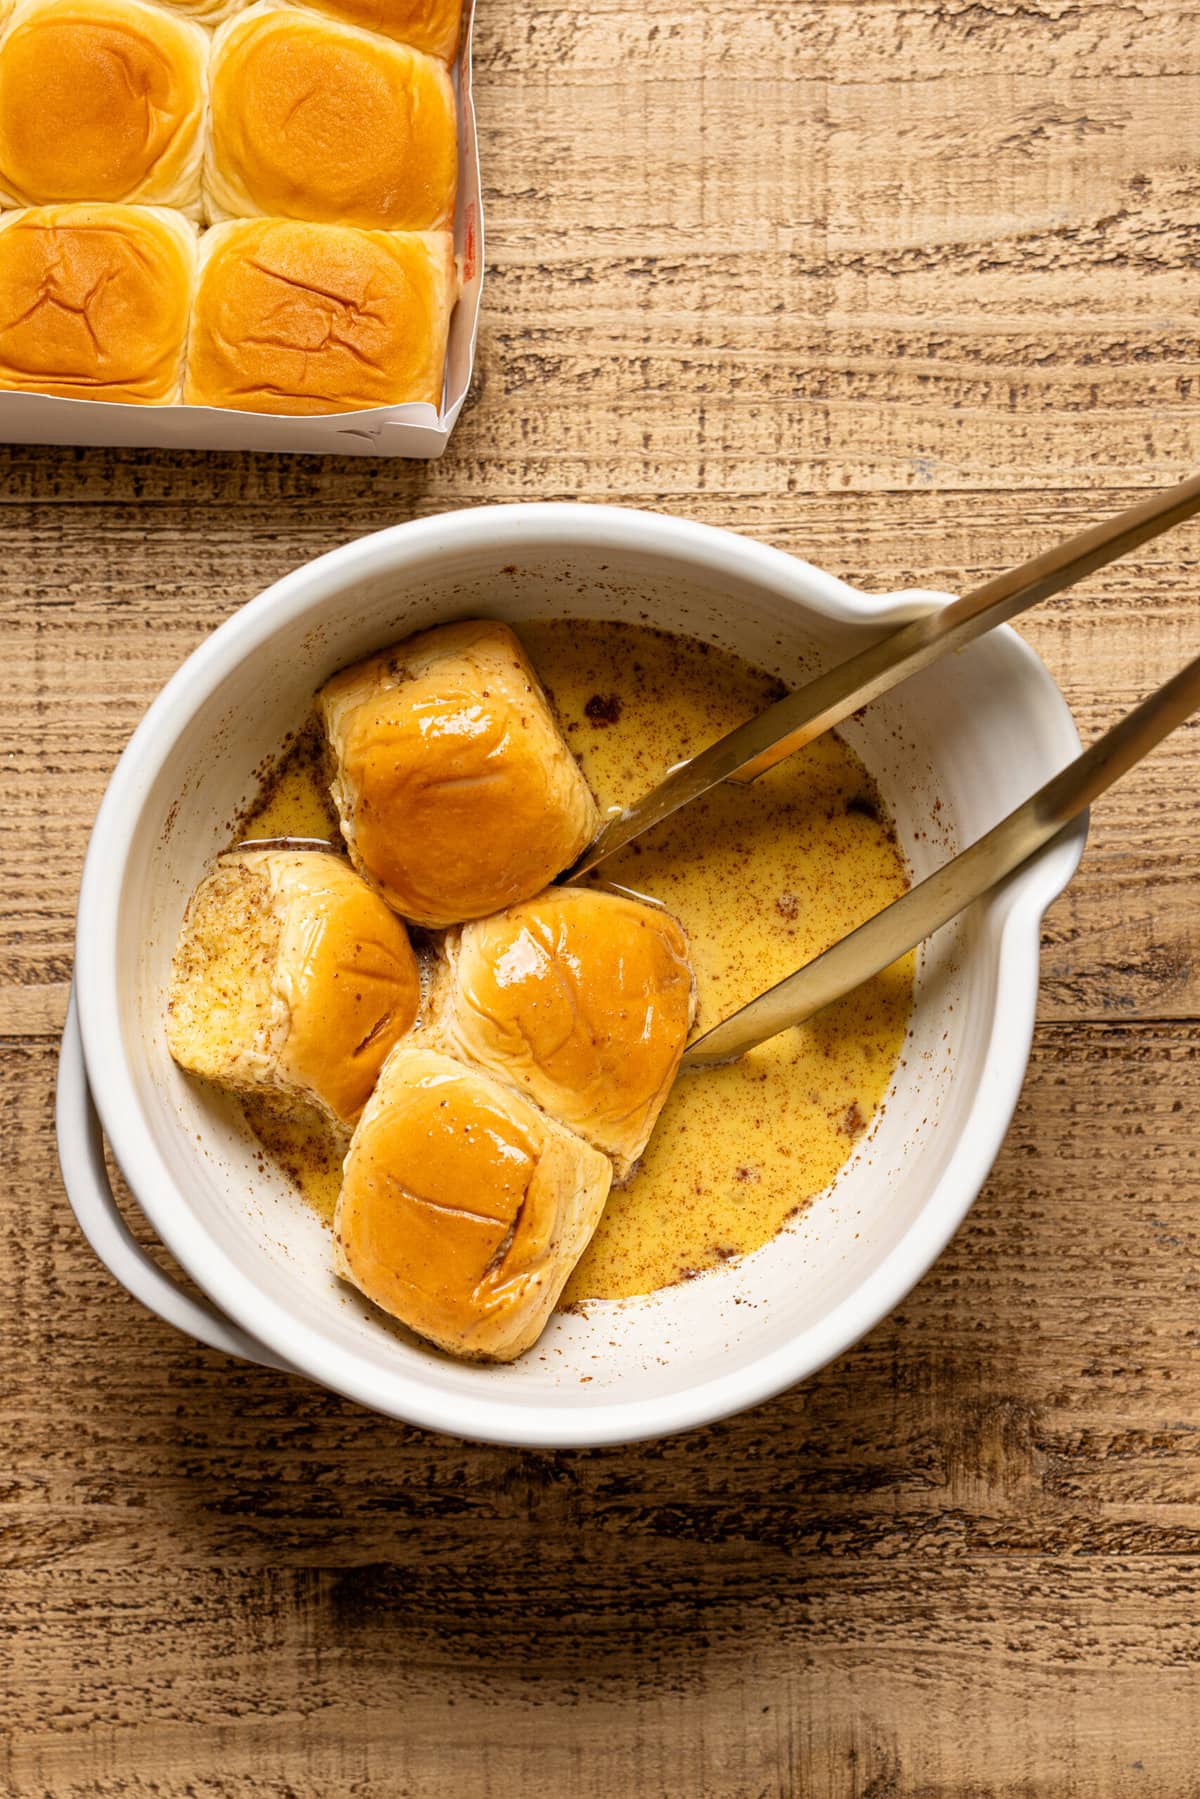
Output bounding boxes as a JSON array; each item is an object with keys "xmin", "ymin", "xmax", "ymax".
[
  {"xmin": 682, "ymin": 648, "xmax": 1200, "ymax": 1065},
  {"xmin": 565, "ymin": 474, "xmax": 1200, "ymax": 1066}
]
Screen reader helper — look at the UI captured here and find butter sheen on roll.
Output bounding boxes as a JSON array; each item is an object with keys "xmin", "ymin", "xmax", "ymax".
[
  {"xmin": 167, "ymin": 848, "xmax": 422, "ymax": 1131},
  {"xmin": 429, "ymin": 887, "xmax": 697, "ymax": 1178},
  {"xmin": 184, "ymin": 219, "xmax": 455, "ymax": 415},
  {"xmin": 335, "ymin": 1047, "xmax": 613, "ymax": 1361},
  {"xmin": 318, "ymin": 621, "xmax": 600, "ymax": 929},
  {"xmin": 0, "ymin": 0, "xmax": 208, "ymax": 213},
  {"xmin": 0, "ymin": 205, "xmax": 195, "ymax": 404},
  {"xmin": 206, "ymin": 3, "xmax": 458, "ymax": 230},
  {"xmin": 302, "ymin": 0, "xmax": 461, "ymax": 58}
]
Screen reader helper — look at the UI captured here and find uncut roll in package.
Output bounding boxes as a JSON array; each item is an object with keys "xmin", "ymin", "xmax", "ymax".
[{"xmin": 0, "ymin": 0, "xmax": 481, "ymax": 454}]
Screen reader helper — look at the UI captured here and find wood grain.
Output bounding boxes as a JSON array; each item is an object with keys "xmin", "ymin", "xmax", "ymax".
[{"xmin": 4, "ymin": 0, "xmax": 1200, "ymax": 1792}]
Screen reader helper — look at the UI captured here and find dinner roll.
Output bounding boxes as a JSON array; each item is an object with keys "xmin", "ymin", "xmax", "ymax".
[
  {"xmin": 335, "ymin": 1047, "xmax": 612, "ymax": 1361},
  {"xmin": 184, "ymin": 220, "xmax": 455, "ymax": 415},
  {"xmin": 318, "ymin": 622, "xmax": 600, "ymax": 928},
  {"xmin": 0, "ymin": 205, "xmax": 195, "ymax": 404},
  {"xmin": 167, "ymin": 849, "xmax": 422, "ymax": 1131},
  {"xmin": 206, "ymin": 3, "xmax": 458, "ymax": 230},
  {"xmin": 302, "ymin": 0, "xmax": 461, "ymax": 59},
  {"xmin": 430, "ymin": 888, "xmax": 696, "ymax": 1178},
  {"xmin": 0, "ymin": 0, "xmax": 207, "ymax": 213}
]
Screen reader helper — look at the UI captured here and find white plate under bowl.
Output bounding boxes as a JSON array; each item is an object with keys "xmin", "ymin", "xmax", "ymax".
[{"xmin": 61, "ymin": 504, "xmax": 1085, "ymax": 1447}]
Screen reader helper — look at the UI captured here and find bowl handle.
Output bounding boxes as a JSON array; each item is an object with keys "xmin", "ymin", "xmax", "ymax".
[{"xmin": 56, "ymin": 989, "xmax": 292, "ymax": 1374}]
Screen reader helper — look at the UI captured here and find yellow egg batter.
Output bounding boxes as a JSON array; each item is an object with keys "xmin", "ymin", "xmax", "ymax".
[{"xmin": 235, "ymin": 620, "xmax": 913, "ymax": 1306}]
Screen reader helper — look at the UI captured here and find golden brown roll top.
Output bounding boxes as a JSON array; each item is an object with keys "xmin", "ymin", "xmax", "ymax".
[
  {"xmin": 184, "ymin": 219, "xmax": 455, "ymax": 415},
  {"xmin": 302, "ymin": 0, "xmax": 461, "ymax": 58},
  {"xmin": 167, "ymin": 848, "xmax": 421, "ymax": 1131},
  {"xmin": 431, "ymin": 887, "xmax": 697, "ymax": 1178},
  {"xmin": 0, "ymin": 205, "xmax": 195, "ymax": 404},
  {"xmin": 334, "ymin": 1047, "xmax": 612, "ymax": 1360},
  {"xmin": 318, "ymin": 621, "xmax": 600, "ymax": 928},
  {"xmin": 206, "ymin": 3, "xmax": 458, "ymax": 230},
  {"xmin": 0, "ymin": 0, "xmax": 207, "ymax": 212},
  {"xmin": 160, "ymin": 0, "xmax": 461, "ymax": 43}
]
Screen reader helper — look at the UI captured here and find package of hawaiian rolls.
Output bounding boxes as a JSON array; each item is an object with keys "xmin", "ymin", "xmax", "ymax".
[{"xmin": 0, "ymin": 0, "xmax": 482, "ymax": 456}]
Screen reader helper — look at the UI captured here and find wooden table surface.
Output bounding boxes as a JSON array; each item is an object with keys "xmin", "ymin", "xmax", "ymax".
[{"xmin": 5, "ymin": 2, "xmax": 1200, "ymax": 1793}]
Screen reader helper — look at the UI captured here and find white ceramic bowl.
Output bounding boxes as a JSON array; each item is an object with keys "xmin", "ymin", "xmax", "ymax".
[{"xmin": 59, "ymin": 504, "xmax": 1085, "ymax": 1446}]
